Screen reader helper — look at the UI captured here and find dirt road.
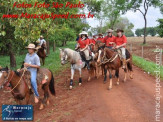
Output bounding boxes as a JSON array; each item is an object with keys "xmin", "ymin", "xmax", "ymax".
[{"xmin": 0, "ymin": 65, "xmax": 163, "ymax": 122}]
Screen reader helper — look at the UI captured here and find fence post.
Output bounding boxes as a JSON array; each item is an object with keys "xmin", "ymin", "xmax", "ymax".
[
  {"xmin": 160, "ymin": 48, "xmax": 162, "ymax": 65},
  {"xmin": 142, "ymin": 46, "xmax": 144, "ymax": 58}
]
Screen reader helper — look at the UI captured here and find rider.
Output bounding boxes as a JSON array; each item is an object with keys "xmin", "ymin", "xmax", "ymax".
[
  {"xmin": 96, "ymin": 33, "xmax": 104, "ymax": 43},
  {"xmin": 77, "ymin": 31, "xmax": 91, "ymax": 70},
  {"xmin": 103, "ymin": 29, "xmax": 115, "ymax": 49},
  {"xmin": 36, "ymin": 35, "xmax": 47, "ymax": 56},
  {"xmin": 114, "ymin": 29, "xmax": 127, "ymax": 69},
  {"xmin": 89, "ymin": 35, "xmax": 96, "ymax": 51},
  {"xmin": 24, "ymin": 43, "xmax": 40, "ymax": 103}
]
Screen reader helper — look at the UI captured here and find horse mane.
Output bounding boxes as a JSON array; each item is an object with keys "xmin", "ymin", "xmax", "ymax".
[
  {"xmin": 14, "ymin": 71, "xmax": 21, "ymax": 77},
  {"xmin": 64, "ymin": 48, "xmax": 81, "ymax": 63}
]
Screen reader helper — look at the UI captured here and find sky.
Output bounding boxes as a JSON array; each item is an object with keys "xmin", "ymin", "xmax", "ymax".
[{"xmin": 87, "ymin": 6, "xmax": 163, "ymax": 33}]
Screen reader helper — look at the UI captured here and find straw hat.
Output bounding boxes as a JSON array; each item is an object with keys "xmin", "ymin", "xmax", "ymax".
[
  {"xmin": 116, "ymin": 29, "xmax": 124, "ymax": 33},
  {"xmin": 40, "ymin": 35, "xmax": 44, "ymax": 38},
  {"xmin": 79, "ymin": 31, "xmax": 88, "ymax": 36},
  {"xmin": 106, "ymin": 29, "xmax": 114, "ymax": 33},
  {"xmin": 26, "ymin": 43, "xmax": 36, "ymax": 50}
]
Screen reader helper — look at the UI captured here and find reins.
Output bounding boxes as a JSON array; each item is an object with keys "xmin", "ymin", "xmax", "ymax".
[{"xmin": 4, "ymin": 69, "xmax": 26, "ymax": 93}]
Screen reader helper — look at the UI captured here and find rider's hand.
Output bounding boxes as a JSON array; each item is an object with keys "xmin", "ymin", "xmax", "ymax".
[
  {"xmin": 24, "ymin": 63, "xmax": 31, "ymax": 67},
  {"xmin": 115, "ymin": 46, "xmax": 119, "ymax": 49}
]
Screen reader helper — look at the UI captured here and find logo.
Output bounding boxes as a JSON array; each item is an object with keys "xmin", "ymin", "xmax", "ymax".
[{"xmin": 2, "ymin": 105, "xmax": 33, "ymax": 121}]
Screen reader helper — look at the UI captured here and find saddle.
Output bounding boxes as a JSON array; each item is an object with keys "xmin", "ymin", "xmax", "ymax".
[
  {"xmin": 116, "ymin": 48, "xmax": 131, "ymax": 61},
  {"xmin": 19, "ymin": 68, "xmax": 49, "ymax": 89}
]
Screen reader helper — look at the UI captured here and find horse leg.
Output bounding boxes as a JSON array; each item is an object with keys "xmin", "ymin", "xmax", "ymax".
[
  {"xmin": 25, "ymin": 90, "xmax": 31, "ymax": 104},
  {"xmin": 115, "ymin": 70, "xmax": 120, "ymax": 85},
  {"xmin": 108, "ymin": 69, "xmax": 113, "ymax": 90},
  {"xmin": 70, "ymin": 65, "xmax": 74, "ymax": 89},
  {"xmin": 127, "ymin": 61, "xmax": 133, "ymax": 79},
  {"xmin": 88, "ymin": 70, "xmax": 91, "ymax": 81},
  {"xmin": 123, "ymin": 68, "xmax": 127, "ymax": 82},
  {"xmin": 104, "ymin": 66, "xmax": 107, "ymax": 84},
  {"xmin": 79, "ymin": 68, "xmax": 82, "ymax": 86},
  {"xmin": 42, "ymin": 58, "xmax": 45, "ymax": 66}
]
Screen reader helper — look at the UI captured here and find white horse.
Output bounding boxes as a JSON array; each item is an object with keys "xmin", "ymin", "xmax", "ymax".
[{"xmin": 59, "ymin": 48, "xmax": 95, "ymax": 89}]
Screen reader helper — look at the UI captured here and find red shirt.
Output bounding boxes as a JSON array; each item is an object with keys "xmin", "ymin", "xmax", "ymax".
[
  {"xmin": 114, "ymin": 35, "xmax": 127, "ymax": 47},
  {"xmin": 96, "ymin": 37, "xmax": 104, "ymax": 43},
  {"xmin": 78, "ymin": 38, "xmax": 89, "ymax": 49},
  {"xmin": 103, "ymin": 36, "xmax": 115, "ymax": 47},
  {"xmin": 89, "ymin": 39, "xmax": 96, "ymax": 44}
]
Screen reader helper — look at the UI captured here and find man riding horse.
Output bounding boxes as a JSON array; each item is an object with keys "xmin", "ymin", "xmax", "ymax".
[{"xmin": 36, "ymin": 35, "xmax": 47, "ymax": 57}]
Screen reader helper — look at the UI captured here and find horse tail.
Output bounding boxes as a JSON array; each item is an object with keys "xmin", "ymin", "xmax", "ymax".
[{"xmin": 49, "ymin": 70, "xmax": 56, "ymax": 96}]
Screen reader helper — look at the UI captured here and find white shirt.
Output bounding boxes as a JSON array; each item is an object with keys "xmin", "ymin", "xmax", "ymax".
[{"xmin": 38, "ymin": 38, "xmax": 46, "ymax": 46}]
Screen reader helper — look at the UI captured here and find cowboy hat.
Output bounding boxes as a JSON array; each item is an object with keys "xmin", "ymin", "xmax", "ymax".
[
  {"xmin": 106, "ymin": 29, "xmax": 114, "ymax": 33},
  {"xmin": 116, "ymin": 29, "xmax": 124, "ymax": 33},
  {"xmin": 26, "ymin": 43, "xmax": 36, "ymax": 50},
  {"xmin": 79, "ymin": 31, "xmax": 88, "ymax": 36},
  {"xmin": 98, "ymin": 33, "xmax": 103, "ymax": 36},
  {"xmin": 40, "ymin": 35, "xmax": 44, "ymax": 38}
]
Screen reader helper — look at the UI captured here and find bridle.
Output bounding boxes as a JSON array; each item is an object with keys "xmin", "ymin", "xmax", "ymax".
[
  {"xmin": 0, "ymin": 68, "xmax": 26, "ymax": 93},
  {"xmin": 0, "ymin": 70, "xmax": 14, "ymax": 89},
  {"xmin": 98, "ymin": 48, "xmax": 119, "ymax": 66}
]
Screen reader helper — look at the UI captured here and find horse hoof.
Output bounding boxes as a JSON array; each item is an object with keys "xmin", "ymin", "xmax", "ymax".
[
  {"xmin": 108, "ymin": 86, "xmax": 112, "ymax": 90},
  {"xmin": 47, "ymin": 100, "xmax": 50, "ymax": 105},
  {"xmin": 117, "ymin": 82, "xmax": 119, "ymax": 85},
  {"xmin": 88, "ymin": 78, "xmax": 91, "ymax": 81},
  {"xmin": 39, "ymin": 104, "xmax": 44, "ymax": 110},
  {"xmin": 130, "ymin": 75, "xmax": 133, "ymax": 79},
  {"xmin": 103, "ymin": 81, "xmax": 107, "ymax": 84},
  {"xmin": 79, "ymin": 83, "xmax": 82, "ymax": 86},
  {"xmin": 69, "ymin": 86, "xmax": 73, "ymax": 90},
  {"xmin": 123, "ymin": 79, "xmax": 126, "ymax": 82}
]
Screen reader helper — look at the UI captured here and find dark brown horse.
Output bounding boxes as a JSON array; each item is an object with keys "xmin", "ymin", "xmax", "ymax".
[
  {"xmin": 0, "ymin": 66, "xmax": 55, "ymax": 109},
  {"xmin": 98, "ymin": 47, "xmax": 133, "ymax": 90},
  {"xmin": 37, "ymin": 42, "xmax": 46, "ymax": 65}
]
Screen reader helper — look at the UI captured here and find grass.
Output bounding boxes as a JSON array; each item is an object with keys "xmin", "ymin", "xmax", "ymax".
[
  {"xmin": 0, "ymin": 41, "xmax": 76, "ymax": 74},
  {"xmin": 133, "ymin": 55, "xmax": 163, "ymax": 80}
]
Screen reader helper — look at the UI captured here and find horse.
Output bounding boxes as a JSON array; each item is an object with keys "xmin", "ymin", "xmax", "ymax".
[
  {"xmin": 98, "ymin": 47, "xmax": 133, "ymax": 90},
  {"xmin": 59, "ymin": 48, "xmax": 97, "ymax": 89},
  {"xmin": 0, "ymin": 66, "xmax": 55, "ymax": 110},
  {"xmin": 36, "ymin": 42, "xmax": 46, "ymax": 65}
]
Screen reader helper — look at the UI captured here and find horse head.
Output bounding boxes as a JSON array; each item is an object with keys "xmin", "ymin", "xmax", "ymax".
[
  {"xmin": 59, "ymin": 48, "xmax": 68, "ymax": 65},
  {"xmin": 0, "ymin": 66, "xmax": 9, "ymax": 89}
]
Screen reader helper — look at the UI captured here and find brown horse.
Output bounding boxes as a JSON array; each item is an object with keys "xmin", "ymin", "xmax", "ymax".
[
  {"xmin": 98, "ymin": 47, "xmax": 133, "ymax": 90},
  {"xmin": 37, "ymin": 42, "xmax": 46, "ymax": 65},
  {"xmin": 0, "ymin": 66, "xmax": 55, "ymax": 109}
]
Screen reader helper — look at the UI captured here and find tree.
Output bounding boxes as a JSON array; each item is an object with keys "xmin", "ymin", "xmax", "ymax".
[
  {"xmin": 126, "ymin": 0, "xmax": 162, "ymax": 44},
  {"xmin": 157, "ymin": 19, "xmax": 163, "ymax": 37},
  {"xmin": 135, "ymin": 29, "xmax": 143, "ymax": 37}
]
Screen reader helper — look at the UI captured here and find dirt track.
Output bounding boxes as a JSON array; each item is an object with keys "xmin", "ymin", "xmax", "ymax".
[{"xmin": 0, "ymin": 65, "xmax": 163, "ymax": 122}]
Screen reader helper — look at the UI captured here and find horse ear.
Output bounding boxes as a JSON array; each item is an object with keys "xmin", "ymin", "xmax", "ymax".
[{"xmin": 6, "ymin": 66, "xmax": 8, "ymax": 70}]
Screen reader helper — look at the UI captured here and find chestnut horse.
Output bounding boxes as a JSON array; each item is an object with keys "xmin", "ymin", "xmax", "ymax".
[
  {"xmin": 98, "ymin": 47, "xmax": 133, "ymax": 90},
  {"xmin": 0, "ymin": 66, "xmax": 55, "ymax": 109},
  {"xmin": 37, "ymin": 42, "xmax": 46, "ymax": 65}
]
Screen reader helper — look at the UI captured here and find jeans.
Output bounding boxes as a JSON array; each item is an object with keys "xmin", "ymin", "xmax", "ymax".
[
  {"xmin": 29, "ymin": 70, "xmax": 39, "ymax": 97},
  {"xmin": 120, "ymin": 47, "xmax": 126, "ymax": 59}
]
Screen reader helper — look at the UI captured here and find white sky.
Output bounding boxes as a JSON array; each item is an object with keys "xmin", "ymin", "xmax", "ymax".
[{"xmin": 87, "ymin": 6, "xmax": 163, "ymax": 33}]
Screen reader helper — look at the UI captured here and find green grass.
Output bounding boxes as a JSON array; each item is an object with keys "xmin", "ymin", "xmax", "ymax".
[
  {"xmin": 0, "ymin": 41, "xmax": 76, "ymax": 74},
  {"xmin": 133, "ymin": 55, "xmax": 163, "ymax": 80}
]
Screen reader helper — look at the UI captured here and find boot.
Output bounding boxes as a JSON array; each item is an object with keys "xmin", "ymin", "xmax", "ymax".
[
  {"xmin": 86, "ymin": 60, "xmax": 90, "ymax": 70},
  {"xmin": 122, "ymin": 59, "xmax": 126, "ymax": 69}
]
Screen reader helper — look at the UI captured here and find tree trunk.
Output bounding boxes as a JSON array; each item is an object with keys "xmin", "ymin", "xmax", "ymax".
[
  {"xmin": 53, "ymin": 40, "xmax": 56, "ymax": 52},
  {"xmin": 9, "ymin": 44, "xmax": 16, "ymax": 68},
  {"xmin": 143, "ymin": 16, "xmax": 147, "ymax": 44},
  {"xmin": 46, "ymin": 40, "xmax": 50, "ymax": 54}
]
